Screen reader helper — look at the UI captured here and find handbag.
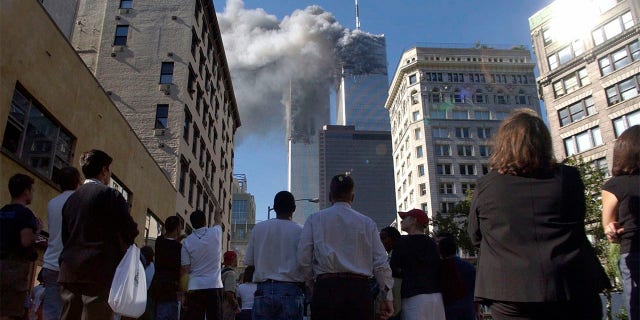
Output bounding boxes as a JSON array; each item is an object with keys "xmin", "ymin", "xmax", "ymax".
[{"xmin": 108, "ymin": 244, "xmax": 147, "ymax": 317}]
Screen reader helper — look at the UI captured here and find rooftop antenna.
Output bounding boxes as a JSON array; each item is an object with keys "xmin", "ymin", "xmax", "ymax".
[{"xmin": 355, "ymin": 0, "xmax": 360, "ymax": 30}]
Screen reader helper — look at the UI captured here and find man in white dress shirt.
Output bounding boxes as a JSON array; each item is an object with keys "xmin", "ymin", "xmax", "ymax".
[
  {"xmin": 297, "ymin": 174, "xmax": 394, "ymax": 320},
  {"xmin": 245, "ymin": 191, "xmax": 308, "ymax": 320},
  {"xmin": 180, "ymin": 209, "xmax": 223, "ymax": 320}
]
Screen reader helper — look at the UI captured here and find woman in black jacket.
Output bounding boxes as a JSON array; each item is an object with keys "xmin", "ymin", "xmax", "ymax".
[{"xmin": 468, "ymin": 109, "xmax": 609, "ymax": 320}]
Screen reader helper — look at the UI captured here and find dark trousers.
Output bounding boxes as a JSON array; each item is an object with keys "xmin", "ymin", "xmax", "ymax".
[
  {"xmin": 60, "ymin": 284, "xmax": 112, "ymax": 320},
  {"xmin": 182, "ymin": 288, "xmax": 223, "ymax": 320},
  {"xmin": 311, "ymin": 277, "xmax": 373, "ymax": 320},
  {"xmin": 487, "ymin": 294, "xmax": 602, "ymax": 320}
]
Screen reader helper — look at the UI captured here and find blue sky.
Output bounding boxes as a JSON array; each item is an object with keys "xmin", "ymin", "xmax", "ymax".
[{"xmin": 223, "ymin": 0, "xmax": 553, "ymax": 221}]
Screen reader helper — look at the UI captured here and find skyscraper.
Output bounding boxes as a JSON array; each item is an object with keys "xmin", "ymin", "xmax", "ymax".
[
  {"xmin": 230, "ymin": 174, "xmax": 255, "ymax": 268},
  {"xmin": 529, "ymin": 0, "xmax": 639, "ymax": 169},
  {"xmin": 386, "ymin": 45, "xmax": 540, "ymax": 219}
]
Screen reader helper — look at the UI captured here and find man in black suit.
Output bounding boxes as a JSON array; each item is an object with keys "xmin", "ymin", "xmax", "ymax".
[{"xmin": 58, "ymin": 149, "xmax": 139, "ymax": 320}]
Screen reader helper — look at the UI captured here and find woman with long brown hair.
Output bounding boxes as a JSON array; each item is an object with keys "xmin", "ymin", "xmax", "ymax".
[
  {"xmin": 602, "ymin": 125, "xmax": 640, "ymax": 320},
  {"xmin": 468, "ymin": 109, "xmax": 609, "ymax": 320}
]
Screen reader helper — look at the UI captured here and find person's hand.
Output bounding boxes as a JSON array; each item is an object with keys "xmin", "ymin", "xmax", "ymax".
[
  {"xmin": 605, "ymin": 221, "xmax": 624, "ymax": 243},
  {"xmin": 378, "ymin": 300, "xmax": 393, "ymax": 320}
]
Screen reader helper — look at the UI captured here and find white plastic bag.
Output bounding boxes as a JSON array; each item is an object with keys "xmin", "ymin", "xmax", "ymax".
[{"xmin": 108, "ymin": 244, "xmax": 147, "ymax": 318}]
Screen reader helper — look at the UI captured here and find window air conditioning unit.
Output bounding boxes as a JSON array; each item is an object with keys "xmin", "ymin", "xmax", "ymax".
[
  {"xmin": 112, "ymin": 45, "xmax": 125, "ymax": 53},
  {"xmin": 119, "ymin": 8, "xmax": 130, "ymax": 14},
  {"xmin": 154, "ymin": 129, "xmax": 165, "ymax": 136},
  {"xmin": 159, "ymin": 84, "xmax": 171, "ymax": 94}
]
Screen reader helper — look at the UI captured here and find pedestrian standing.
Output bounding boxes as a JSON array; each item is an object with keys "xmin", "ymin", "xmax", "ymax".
[
  {"xmin": 436, "ymin": 232, "xmax": 476, "ymax": 320},
  {"xmin": 297, "ymin": 174, "xmax": 393, "ymax": 320},
  {"xmin": 149, "ymin": 216, "xmax": 183, "ymax": 320},
  {"xmin": 180, "ymin": 209, "xmax": 224, "ymax": 320},
  {"xmin": 235, "ymin": 266, "xmax": 256, "ymax": 320},
  {"xmin": 58, "ymin": 149, "xmax": 139, "ymax": 320},
  {"xmin": 41, "ymin": 167, "xmax": 80, "ymax": 320},
  {"xmin": 222, "ymin": 251, "xmax": 240, "ymax": 320},
  {"xmin": 244, "ymin": 191, "xmax": 308, "ymax": 320},
  {"xmin": 0, "ymin": 173, "xmax": 39, "ymax": 320}
]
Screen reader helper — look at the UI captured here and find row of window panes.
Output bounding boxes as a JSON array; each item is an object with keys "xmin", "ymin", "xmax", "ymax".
[
  {"xmin": 436, "ymin": 163, "xmax": 488, "ymax": 175},
  {"xmin": 427, "ymin": 93, "xmax": 529, "ymax": 106},
  {"xmin": 599, "ymin": 40, "xmax": 640, "ymax": 76},
  {"xmin": 542, "ymin": 0, "xmax": 622, "ymax": 46},
  {"xmin": 557, "ymin": 96, "xmax": 596, "ymax": 127},
  {"xmin": 437, "ymin": 182, "xmax": 476, "ymax": 195},
  {"xmin": 548, "ymin": 39, "xmax": 585, "ymax": 70},
  {"xmin": 593, "ymin": 12, "xmax": 634, "ymax": 46},
  {"xmin": 606, "ymin": 73, "xmax": 640, "ymax": 106},
  {"xmin": 564, "ymin": 127, "xmax": 603, "ymax": 156},
  {"xmin": 429, "ymin": 108, "xmax": 510, "ymax": 120},
  {"xmin": 421, "ymin": 72, "xmax": 528, "ymax": 84},
  {"xmin": 1, "ymin": 86, "xmax": 74, "ymax": 185},
  {"xmin": 434, "ymin": 144, "xmax": 489, "ymax": 157},
  {"xmin": 613, "ymin": 109, "xmax": 640, "ymax": 137},
  {"xmin": 432, "ymin": 127, "xmax": 492, "ymax": 139},
  {"xmin": 552, "ymin": 68, "xmax": 590, "ymax": 98}
]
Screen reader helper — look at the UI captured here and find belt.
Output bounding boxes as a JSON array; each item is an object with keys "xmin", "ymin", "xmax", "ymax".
[
  {"xmin": 262, "ymin": 279, "xmax": 303, "ymax": 285},
  {"xmin": 316, "ymin": 273, "xmax": 371, "ymax": 280}
]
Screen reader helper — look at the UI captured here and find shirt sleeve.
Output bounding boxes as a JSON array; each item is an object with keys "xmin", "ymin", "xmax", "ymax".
[
  {"xmin": 297, "ymin": 218, "xmax": 314, "ymax": 279},
  {"xmin": 468, "ymin": 187, "xmax": 482, "ymax": 247},
  {"xmin": 181, "ymin": 242, "xmax": 190, "ymax": 266}
]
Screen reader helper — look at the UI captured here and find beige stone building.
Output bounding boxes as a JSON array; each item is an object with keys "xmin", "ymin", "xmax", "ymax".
[
  {"xmin": 68, "ymin": 0, "xmax": 241, "ymax": 242},
  {"xmin": 0, "ymin": 0, "xmax": 176, "ymax": 248},
  {"xmin": 529, "ymin": 0, "xmax": 639, "ymax": 168},
  {"xmin": 385, "ymin": 46, "xmax": 540, "ymax": 219}
]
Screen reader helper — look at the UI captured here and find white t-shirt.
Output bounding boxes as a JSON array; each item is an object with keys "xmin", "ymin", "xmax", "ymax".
[
  {"xmin": 43, "ymin": 190, "xmax": 75, "ymax": 271},
  {"xmin": 181, "ymin": 225, "xmax": 223, "ymax": 290},
  {"xmin": 244, "ymin": 219, "xmax": 309, "ymax": 282},
  {"xmin": 236, "ymin": 283, "xmax": 257, "ymax": 310}
]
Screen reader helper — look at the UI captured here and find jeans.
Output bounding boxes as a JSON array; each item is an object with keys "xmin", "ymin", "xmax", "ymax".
[
  {"xmin": 154, "ymin": 300, "xmax": 179, "ymax": 320},
  {"xmin": 42, "ymin": 268, "xmax": 63, "ymax": 320},
  {"xmin": 253, "ymin": 282, "xmax": 304, "ymax": 320},
  {"xmin": 620, "ymin": 252, "xmax": 639, "ymax": 320}
]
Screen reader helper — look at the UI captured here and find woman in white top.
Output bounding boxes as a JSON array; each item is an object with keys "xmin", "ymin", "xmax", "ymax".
[{"xmin": 235, "ymin": 266, "xmax": 257, "ymax": 320}]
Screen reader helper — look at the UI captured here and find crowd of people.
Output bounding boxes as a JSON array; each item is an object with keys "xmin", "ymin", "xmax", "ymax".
[{"xmin": 0, "ymin": 110, "xmax": 637, "ymax": 320}]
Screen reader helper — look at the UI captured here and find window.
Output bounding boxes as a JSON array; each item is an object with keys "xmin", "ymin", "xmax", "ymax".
[
  {"xmin": 439, "ymin": 183, "xmax": 454, "ymax": 194},
  {"xmin": 475, "ymin": 111, "xmax": 490, "ymax": 120},
  {"xmin": 191, "ymin": 28, "xmax": 199, "ymax": 57},
  {"xmin": 479, "ymin": 145, "xmax": 489, "ymax": 157},
  {"xmin": 419, "ymin": 183, "xmax": 427, "ymax": 196},
  {"xmin": 425, "ymin": 72, "xmax": 443, "ymax": 82},
  {"xmin": 412, "ymin": 111, "xmax": 420, "ymax": 121},
  {"xmin": 563, "ymin": 127, "xmax": 603, "ymax": 156},
  {"xmin": 414, "ymin": 128, "xmax": 422, "ymax": 140},
  {"xmin": 495, "ymin": 112, "xmax": 509, "ymax": 120},
  {"xmin": 453, "ymin": 93, "xmax": 464, "ymax": 103},
  {"xmin": 119, "ymin": 0, "xmax": 133, "ymax": 9},
  {"xmin": 183, "ymin": 107, "xmax": 192, "ymax": 140},
  {"xmin": 430, "ymin": 109, "xmax": 446, "ymax": 119},
  {"xmin": 543, "ymin": 27, "xmax": 553, "ymax": 45},
  {"xmin": 461, "ymin": 183, "xmax": 476, "ymax": 195},
  {"xmin": 441, "ymin": 202, "xmax": 456, "ymax": 213},
  {"xmin": 558, "ymin": 97, "xmax": 596, "ymax": 126},
  {"xmin": 515, "ymin": 95, "xmax": 527, "ymax": 105},
  {"xmin": 459, "ymin": 164, "xmax": 475, "ymax": 175},
  {"xmin": 495, "ymin": 92, "xmax": 507, "ymax": 104},
  {"xmin": 160, "ymin": 62, "xmax": 174, "ymax": 84},
  {"xmin": 409, "ymin": 74, "xmax": 417, "ymax": 84},
  {"xmin": 592, "ymin": 12, "xmax": 634, "ymax": 46},
  {"xmin": 548, "ymin": 39, "xmax": 585, "ymax": 71},
  {"xmin": 455, "ymin": 127, "xmax": 470, "ymax": 138},
  {"xmin": 155, "ymin": 104, "xmax": 169, "ymax": 129},
  {"xmin": 434, "ymin": 144, "xmax": 451, "ymax": 156},
  {"xmin": 421, "ymin": 203, "xmax": 429, "ymax": 212},
  {"xmin": 474, "ymin": 90, "xmax": 485, "ymax": 103},
  {"xmin": 2, "ymin": 86, "xmax": 75, "ymax": 183},
  {"xmin": 477, "ymin": 127, "xmax": 491, "ymax": 139},
  {"xmin": 416, "ymin": 146, "xmax": 424, "ymax": 158},
  {"xmin": 457, "ymin": 145, "xmax": 473, "ymax": 156},
  {"xmin": 192, "ymin": 126, "xmax": 200, "ymax": 155},
  {"xmin": 612, "ymin": 109, "xmax": 640, "ymax": 137},
  {"xmin": 436, "ymin": 164, "xmax": 452, "ymax": 175},
  {"xmin": 605, "ymin": 74, "xmax": 640, "ymax": 106},
  {"xmin": 599, "ymin": 40, "xmax": 640, "ymax": 76},
  {"xmin": 552, "ymin": 68, "xmax": 590, "ymax": 98},
  {"xmin": 453, "ymin": 110, "xmax": 469, "ymax": 120},
  {"xmin": 188, "ymin": 173, "xmax": 195, "ymax": 205},
  {"xmin": 179, "ymin": 157, "xmax": 188, "ymax": 194},
  {"xmin": 482, "ymin": 164, "xmax": 489, "ymax": 174},
  {"xmin": 433, "ymin": 127, "xmax": 448, "ymax": 138},
  {"xmin": 418, "ymin": 164, "xmax": 425, "ymax": 176},
  {"xmin": 114, "ymin": 25, "xmax": 129, "ymax": 46}
]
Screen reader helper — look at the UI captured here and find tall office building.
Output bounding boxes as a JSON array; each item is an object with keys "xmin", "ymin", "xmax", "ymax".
[
  {"xmin": 70, "ymin": 0, "xmax": 241, "ymax": 245},
  {"xmin": 230, "ymin": 174, "xmax": 255, "ymax": 268},
  {"xmin": 529, "ymin": 0, "xmax": 639, "ymax": 168},
  {"xmin": 336, "ymin": 31, "xmax": 390, "ymax": 131},
  {"xmin": 286, "ymin": 81, "xmax": 330, "ymax": 225},
  {"xmin": 319, "ymin": 125, "xmax": 396, "ymax": 229},
  {"xmin": 386, "ymin": 46, "xmax": 540, "ymax": 218}
]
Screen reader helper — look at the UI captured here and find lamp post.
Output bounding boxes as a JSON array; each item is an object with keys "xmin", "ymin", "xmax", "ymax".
[{"xmin": 267, "ymin": 197, "xmax": 319, "ymax": 220}]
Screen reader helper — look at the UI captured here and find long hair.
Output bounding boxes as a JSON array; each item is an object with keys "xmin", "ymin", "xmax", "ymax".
[
  {"xmin": 489, "ymin": 109, "xmax": 556, "ymax": 176},
  {"xmin": 612, "ymin": 125, "xmax": 640, "ymax": 176}
]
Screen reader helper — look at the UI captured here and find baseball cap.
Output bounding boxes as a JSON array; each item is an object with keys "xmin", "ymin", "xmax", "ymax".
[
  {"xmin": 399, "ymin": 208, "xmax": 429, "ymax": 226},
  {"xmin": 223, "ymin": 251, "xmax": 237, "ymax": 262}
]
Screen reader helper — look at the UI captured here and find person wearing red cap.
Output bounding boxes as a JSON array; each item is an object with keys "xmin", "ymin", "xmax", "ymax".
[
  {"xmin": 221, "ymin": 251, "xmax": 239, "ymax": 320},
  {"xmin": 390, "ymin": 208, "xmax": 445, "ymax": 320}
]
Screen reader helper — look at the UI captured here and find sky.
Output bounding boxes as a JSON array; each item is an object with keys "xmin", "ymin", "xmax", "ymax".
[{"xmin": 219, "ymin": 0, "xmax": 553, "ymax": 222}]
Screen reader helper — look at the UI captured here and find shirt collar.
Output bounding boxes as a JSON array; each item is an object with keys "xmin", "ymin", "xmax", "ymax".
[{"xmin": 332, "ymin": 202, "xmax": 351, "ymax": 208}]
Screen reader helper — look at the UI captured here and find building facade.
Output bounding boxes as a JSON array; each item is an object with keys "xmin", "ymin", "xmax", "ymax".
[
  {"xmin": 529, "ymin": 0, "xmax": 639, "ymax": 168},
  {"xmin": 386, "ymin": 46, "xmax": 540, "ymax": 219},
  {"xmin": 319, "ymin": 125, "xmax": 396, "ymax": 229},
  {"xmin": 69, "ymin": 0, "xmax": 241, "ymax": 244},
  {"xmin": 230, "ymin": 174, "xmax": 255, "ymax": 269}
]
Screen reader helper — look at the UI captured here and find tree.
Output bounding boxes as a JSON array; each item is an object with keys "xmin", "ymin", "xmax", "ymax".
[
  {"xmin": 431, "ymin": 191, "xmax": 476, "ymax": 256},
  {"xmin": 564, "ymin": 156, "xmax": 622, "ymax": 320}
]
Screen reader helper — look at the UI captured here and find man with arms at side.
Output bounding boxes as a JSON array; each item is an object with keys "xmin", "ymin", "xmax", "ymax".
[
  {"xmin": 180, "ymin": 209, "xmax": 224, "ymax": 320},
  {"xmin": 245, "ymin": 191, "xmax": 308, "ymax": 320},
  {"xmin": 0, "ymin": 174, "xmax": 38, "ymax": 320},
  {"xmin": 41, "ymin": 167, "xmax": 80, "ymax": 320},
  {"xmin": 149, "ymin": 216, "xmax": 183, "ymax": 320},
  {"xmin": 436, "ymin": 232, "xmax": 477, "ymax": 320},
  {"xmin": 58, "ymin": 149, "xmax": 139, "ymax": 320},
  {"xmin": 221, "ymin": 251, "xmax": 240, "ymax": 320},
  {"xmin": 298, "ymin": 174, "xmax": 393, "ymax": 320}
]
